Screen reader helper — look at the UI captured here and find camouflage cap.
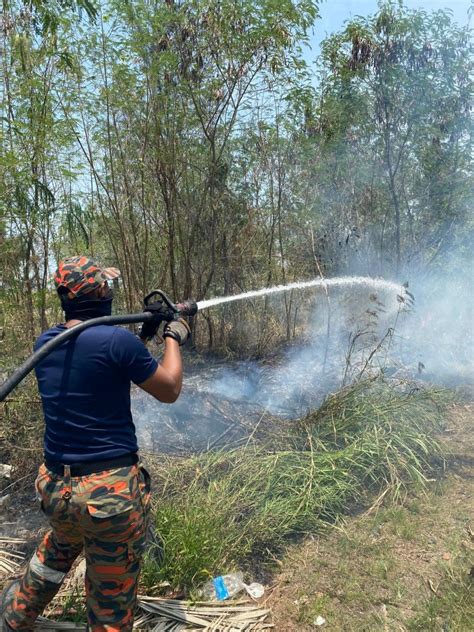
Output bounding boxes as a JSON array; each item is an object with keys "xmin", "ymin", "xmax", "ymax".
[{"xmin": 54, "ymin": 256, "xmax": 121, "ymax": 296}]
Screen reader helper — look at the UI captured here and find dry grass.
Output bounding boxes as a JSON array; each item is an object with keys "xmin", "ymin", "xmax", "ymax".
[{"xmin": 143, "ymin": 379, "xmax": 451, "ymax": 592}]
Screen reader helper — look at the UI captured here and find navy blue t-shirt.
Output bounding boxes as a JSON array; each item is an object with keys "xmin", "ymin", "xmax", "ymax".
[{"xmin": 34, "ymin": 324, "xmax": 158, "ymax": 464}]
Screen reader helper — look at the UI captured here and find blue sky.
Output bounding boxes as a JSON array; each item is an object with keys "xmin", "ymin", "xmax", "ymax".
[{"xmin": 304, "ymin": 0, "xmax": 472, "ymax": 63}]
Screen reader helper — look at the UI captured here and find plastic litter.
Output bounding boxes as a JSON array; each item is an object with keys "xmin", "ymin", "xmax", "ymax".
[
  {"xmin": 314, "ymin": 615, "xmax": 326, "ymax": 626},
  {"xmin": 0, "ymin": 464, "xmax": 12, "ymax": 479},
  {"xmin": 199, "ymin": 572, "xmax": 265, "ymax": 601},
  {"xmin": 244, "ymin": 582, "xmax": 265, "ymax": 599}
]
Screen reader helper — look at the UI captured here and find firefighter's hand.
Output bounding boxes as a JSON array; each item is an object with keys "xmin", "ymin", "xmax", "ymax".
[
  {"xmin": 163, "ymin": 318, "xmax": 191, "ymax": 346},
  {"xmin": 140, "ymin": 301, "xmax": 173, "ymax": 340}
]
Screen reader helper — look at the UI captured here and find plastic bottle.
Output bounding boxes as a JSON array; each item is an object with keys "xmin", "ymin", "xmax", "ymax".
[{"xmin": 199, "ymin": 572, "xmax": 245, "ymax": 601}]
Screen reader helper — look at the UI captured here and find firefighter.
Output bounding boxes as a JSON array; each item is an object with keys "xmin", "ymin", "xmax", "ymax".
[{"xmin": 1, "ymin": 256, "xmax": 190, "ymax": 631}]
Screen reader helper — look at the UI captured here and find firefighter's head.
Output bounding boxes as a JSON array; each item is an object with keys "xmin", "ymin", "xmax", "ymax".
[{"xmin": 54, "ymin": 256, "xmax": 120, "ymax": 320}]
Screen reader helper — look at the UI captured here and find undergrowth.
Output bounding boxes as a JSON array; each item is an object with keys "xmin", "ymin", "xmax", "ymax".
[
  {"xmin": 143, "ymin": 378, "xmax": 452, "ymax": 592},
  {"xmin": 1, "ymin": 376, "xmax": 43, "ymax": 479}
]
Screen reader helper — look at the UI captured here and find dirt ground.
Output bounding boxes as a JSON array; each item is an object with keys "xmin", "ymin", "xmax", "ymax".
[{"xmin": 269, "ymin": 404, "xmax": 474, "ymax": 631}]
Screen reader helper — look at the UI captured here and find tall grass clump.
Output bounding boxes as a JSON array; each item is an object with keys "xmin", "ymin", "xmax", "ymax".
[{"xmin": 144, "ymin": 379, "xmax": 452, "ymax": 592}]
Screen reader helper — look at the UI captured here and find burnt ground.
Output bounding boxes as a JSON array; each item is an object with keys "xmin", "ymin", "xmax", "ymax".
[
  {"xmin": 268, "ymin": 404, "xmax": 474, "ymax": 631},
  {"xmin": 1, "ymin": 404, "xmax": 473, "ymax": 631}
]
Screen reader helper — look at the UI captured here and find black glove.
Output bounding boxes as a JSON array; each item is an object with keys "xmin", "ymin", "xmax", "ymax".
[
  {"xmin": 163, "ymin": 318, "xmax": 191, "ymax": 345},
  {"xmin": 140, "ymin": 300, "xmax": 174, "ymax": 341}
]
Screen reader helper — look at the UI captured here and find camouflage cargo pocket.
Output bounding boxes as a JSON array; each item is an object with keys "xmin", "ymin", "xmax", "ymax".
[
  {"xmin": 84, "ymin": 466, "xmax": 138, "ymax": 519},
  {"xmin": 86, "ymin": 495, "xmax": 136, "ymax": 519},
  {"xmin": 82, "ymin": 466, "xmax": 145, "ymax": 548}
]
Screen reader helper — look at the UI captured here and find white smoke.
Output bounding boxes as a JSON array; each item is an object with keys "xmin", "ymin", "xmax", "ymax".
[
  {"xmin": 133, "ymin": 266, "xmax": 473, "ymax": 453},
  {"xmin": 133, "ymin": 278, "xmax": 418, "ymax": 451},
  {"xmin": 395, "ymin": 268, "xmax": 474, "ymax": 385}
]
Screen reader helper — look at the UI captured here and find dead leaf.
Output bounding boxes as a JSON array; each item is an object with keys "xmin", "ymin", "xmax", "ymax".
[{"xmin": 428, "ymin": 579, "xmax": 438, "ymax": 594}]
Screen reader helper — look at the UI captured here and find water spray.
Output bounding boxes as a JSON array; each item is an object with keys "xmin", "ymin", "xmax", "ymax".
[
  {"xmin": 0, "ymin": 276, "xmax": 405, "ymax": 402},
  {"xmin": 197, "ymin": 276, "xmax": 404, "ymax": 311}
]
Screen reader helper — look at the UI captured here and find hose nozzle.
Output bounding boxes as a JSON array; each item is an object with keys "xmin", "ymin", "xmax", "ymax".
[
  {"xmin": 175, "ymin": 300, "xmax": 198, "ymax": 317},
  {"xmin": 144, "ymin": 290, "xmax": 197, "ymax": 317}
]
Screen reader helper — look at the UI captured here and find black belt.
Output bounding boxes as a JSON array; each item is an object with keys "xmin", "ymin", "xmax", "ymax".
[{"xmin": 44, "ymin": 453, "xmax": 138, "ymax": 477}]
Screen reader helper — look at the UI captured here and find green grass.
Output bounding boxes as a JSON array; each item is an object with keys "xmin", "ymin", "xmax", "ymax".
[
  {"xmin": 373, "ymin": 506, "xmax": 420, "ymax": 541},
  {"xmin": 297, "ymin": 593, "xmax": 332, "ymax": 625},
  {"xmin": 50, "ymin": 589, "xmax": 86, "ymax": 623},
  {"xmin": 144, "ymin": 379, "xmax": 452, "ymax": 592},
  {"xmin": 407, "ymin": 556, "xmax": 474, "ymax": 631}
]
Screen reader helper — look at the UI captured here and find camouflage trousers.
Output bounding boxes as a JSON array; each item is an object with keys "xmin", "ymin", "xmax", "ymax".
[{"xmin": 4, "ymin": 462, "xmax": 151, "ymax": 631}]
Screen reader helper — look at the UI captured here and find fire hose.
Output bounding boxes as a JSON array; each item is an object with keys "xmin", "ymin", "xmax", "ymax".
[{"xmin": 0, "ymin": 290, "xmax": 198, "ymax": 403}]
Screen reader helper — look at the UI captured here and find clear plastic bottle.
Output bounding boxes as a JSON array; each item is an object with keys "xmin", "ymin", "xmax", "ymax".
[{"xmin": 199, "ymin": 572, "xmax": 245, "ymax": 601}]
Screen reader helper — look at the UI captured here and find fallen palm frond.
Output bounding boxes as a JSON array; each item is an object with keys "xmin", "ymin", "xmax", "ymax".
[
  {"xmin": 35, "ymin": 597, "xmax": 271, "ymax": 631},
  {"xmin": 135, "ymin": 597, "xmax": 272, "ymax": 631},
  {"xmin": 143, "ymin": 379, "xmax": 451, "ymax": 591},
  {"xmin": 0, "ymin": 538, "xmax": 26, "ymax": 577},
  {"xmin": 35, "ymin": 620, "xmax": 86, "ymax": 630}
]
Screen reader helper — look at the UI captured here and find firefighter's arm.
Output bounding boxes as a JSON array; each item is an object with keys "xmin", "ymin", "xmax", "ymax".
[{"xmin": 137, "ymin": 320, "xmax": 189, "ymax": 403}]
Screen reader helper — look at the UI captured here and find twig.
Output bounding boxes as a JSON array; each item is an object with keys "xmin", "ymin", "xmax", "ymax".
[
  {"xmin": 206, "ymin": 425, "xmax": 235, "ymax": 451},
  {"xmin": 0, "ymin": 472, "xmax": 35, "ymax": 493},
  {"xmin": 244, "ymin": 412, "xmax": 266, "ymax": 448},
  {"xmin": 363, "ymin": 487, "xmax": 390, "ymax": 516}
]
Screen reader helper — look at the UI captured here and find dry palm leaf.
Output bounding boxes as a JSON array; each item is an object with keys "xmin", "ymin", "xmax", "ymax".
[
  {"xmin": 0, "ymin": 538, "xmax": 26, "ymax": 578},
  {"xmin": 35, "ymin": 619, "xmax": 87, "ymax": 630},
  {"xmin": 37, "ymin": 597, "xmax": 272, "ymax": 631},
  {"xmin": 30, "ymin": 556, "xmax": 271, "ymax": 630},
  {"xmin": 135, "ymin": 597, "xmax": 272, "ymax": 631}
]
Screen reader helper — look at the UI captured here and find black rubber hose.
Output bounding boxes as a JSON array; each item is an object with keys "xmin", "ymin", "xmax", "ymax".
[{"xmin": 0, "ymin": 312, "xmax": 154, "ymax": 402}]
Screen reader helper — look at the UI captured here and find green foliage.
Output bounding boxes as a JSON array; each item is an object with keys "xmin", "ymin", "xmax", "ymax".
[
  {"xmin": 1, "ymin": 0, "xmax": 471, "ymax": 353},
  {"xmin": 303, "ymin": 378, "xmax": 450, "ymax": 445},
  {"xmin": 143, "ymin": 379, "xmax": 450, "ymax": 591},
  {"xmin": 1, "ymin": 378, "xmax": 44, "ymax": 475},
  {"xmin": 1, "ymin": 0, "xmax": 89, "ymax": 341},
  {"xmin": 52, "ymin": 588, "xmax": 87, "ymax": 623},
  {"xmin": 313, "ymin": 2, "xmax": 472, "ymax": 273},
  {"xmin": 16, "ymin": 1, "xmax": 97, "ymax": 35},
  {"xmin": 1, "ymin": 4, "xmax": 471, "ymax": 571}
]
